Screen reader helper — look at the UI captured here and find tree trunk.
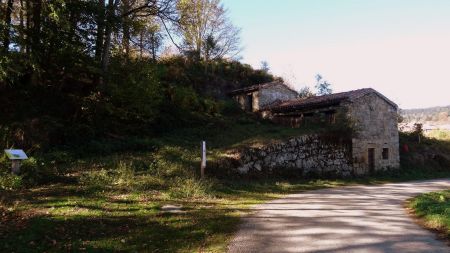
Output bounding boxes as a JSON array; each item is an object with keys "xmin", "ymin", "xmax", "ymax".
[
  {"xmin": 68, "ymin": 1, "xmax": 78, "ymax": 44},
  {"xmin": 139, "ymin": 29, "xmax": 143, "ymax": 59},
  {"xmin": 94, "ymin": 0, "xmax": 105, "ymax": 63},
  {"xmin": 19, "ymin": 0, "xmax": 24, "ymax": 53},
  {"xmin": 121, "ymin": 0, "xmax": 130, "ymax": 57},
  {"xmin": 3, "ymin": 0, "xmax": 14, "ymax": 52},
  {"xmin": 150, "ymin": 31, "xmax": 156, "ymax": 62},
  {"xmin": 101, "ymin": 0, "xmax": 117, "ymax": 84},
  {"xmin": 31, "ymin": 0, "xmax": 41, "ymax": 54},
  {"xmin": 25, "ymin": 0, "xmax": 30, "ymax": 53}
]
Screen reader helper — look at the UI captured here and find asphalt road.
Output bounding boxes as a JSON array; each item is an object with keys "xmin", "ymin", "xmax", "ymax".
[{"xmin": 228, "ymin": 179, "xmax": 450, "ymax": 253}]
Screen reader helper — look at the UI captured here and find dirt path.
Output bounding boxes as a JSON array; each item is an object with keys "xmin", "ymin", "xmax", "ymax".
[{"xmin": 228, "ymin": 179, "xmax": 450, "ymax": 253}]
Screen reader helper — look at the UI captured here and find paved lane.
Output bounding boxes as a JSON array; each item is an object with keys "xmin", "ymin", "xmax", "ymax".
[{"xmin": 228, "ymin": 179, "xmax": 450, "ymax": 253}]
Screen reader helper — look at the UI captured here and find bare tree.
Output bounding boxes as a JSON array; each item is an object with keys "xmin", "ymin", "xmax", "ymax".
[
  {"xmin": 99, "ymin": 0, "xmax": 178, "ymax": 79},
  {"xmin": 177, "ymin": 0, "xmax": 240, "ymax": 61}
]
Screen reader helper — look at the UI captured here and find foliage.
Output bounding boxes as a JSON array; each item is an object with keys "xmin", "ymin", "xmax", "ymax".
[
  {"xmin": 315, "ymin": 74, "xmax": 332, "ymax": 95},
  {"xmin": 0, "ymin": 172, "xmax": 22, "ymax": 190},
  {"xmin": 298, "ymin": 86, "xmax": 315, "ymax": 98},
  {"xmin": 0, "ymin": 156, "xmax": 22, "ymax": 190},
  {"xmin": 399, "ymin": 131, "xmax": 450, "ymax": 172},
  {"xmin": 409, "ymin": 190, "xmax": 450, "ymax": 238},
  {"xmin": 177, "ymin": 0, "xmax": 241, "ymax": 60}
]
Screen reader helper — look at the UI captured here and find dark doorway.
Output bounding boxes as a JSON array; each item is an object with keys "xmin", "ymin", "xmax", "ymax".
[
  {"xmin": 245, "ymin": 94, "xmax": 253, "ymax": 111},
  {"xmin": 368, "ymin": 148, "xmax": 375, "ymax": 173}
]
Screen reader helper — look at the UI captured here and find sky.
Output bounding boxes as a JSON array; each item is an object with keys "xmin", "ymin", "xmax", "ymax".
[{"xmin": 223, "ymin": 0, "xmax": 450, "ymax": 109}]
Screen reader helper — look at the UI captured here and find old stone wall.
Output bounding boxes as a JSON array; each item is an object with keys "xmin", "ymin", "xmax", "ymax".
[
  {"xmin": 346, "ymin": 93, "xmax": 400, "ymax": 174},
  {"xmin": 259, "ymin": 85, "xmax": 298, "ymax": 109},
  {"xmin": 233, "ymin": 84, "xmax": 298, "ymax": 112},
  {"xmin": 233, "ymin": 135, "xmax": 353, "ymax": 177}
]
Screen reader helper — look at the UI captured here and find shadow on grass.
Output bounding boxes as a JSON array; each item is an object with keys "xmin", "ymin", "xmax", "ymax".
[{"xmin": 0, "ymin": 207, "xmax": 239, "ymax": 253}]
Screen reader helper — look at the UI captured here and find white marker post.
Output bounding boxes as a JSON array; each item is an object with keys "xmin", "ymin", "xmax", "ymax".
[{"xmin": 201, "ymin": 141, "xmax": 206, "ymax": 179}]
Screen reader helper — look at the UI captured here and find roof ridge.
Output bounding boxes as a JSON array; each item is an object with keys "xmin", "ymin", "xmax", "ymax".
[
  {"xmin": 269, "ymin": 87, "xmax": 397, "ymax": 112},
  {"xmin": 228, "ymin": 81, "xmax": 296, "ymax": 95}
]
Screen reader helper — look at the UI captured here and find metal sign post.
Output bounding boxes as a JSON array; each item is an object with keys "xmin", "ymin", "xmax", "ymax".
[{"xmin": 201, "ymin": 141, "xmax": 206, "ymax": 179}]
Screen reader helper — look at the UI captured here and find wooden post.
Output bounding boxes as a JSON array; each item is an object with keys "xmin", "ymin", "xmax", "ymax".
[
  {"xmin": 11, "ymin": 160, "xmax": 21, "ymax": 175},
  {"xmin": 201, "ymin": 141, "xmax": 206, "ymax": 179}
]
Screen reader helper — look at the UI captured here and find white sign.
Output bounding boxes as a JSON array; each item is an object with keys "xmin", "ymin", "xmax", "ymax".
[{"xmin": 4, "ymin": 149, "xmax": 28, "ymax": 160}]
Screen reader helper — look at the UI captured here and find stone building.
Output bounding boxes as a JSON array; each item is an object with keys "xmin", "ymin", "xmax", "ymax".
[
  {"xmin": 229, "ymin": 81, "xmax": 299, "ymax": 113},
  {"xmin": 265, "ymin": 88, "xmax": 400, "ymax": 174}
]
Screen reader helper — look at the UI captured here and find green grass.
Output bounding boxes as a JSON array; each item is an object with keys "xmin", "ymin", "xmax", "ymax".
[
  {"xmin": 426, "ymin": 129, "xmax": 450, "ymax": 141},
  {"xmin": 0, "ymin": 178, "xmax": 352, "ymax": 253},
  {"xmin": 1, "ymin": 119, "xmax": 450, "ymax": 252},
  {"xmin": 2, "ymin": 170, "xmax": 450, "ymax": 253},
  {"xmin": 408, "ymin": 190, "xmax": 450, "ymax": 239}
]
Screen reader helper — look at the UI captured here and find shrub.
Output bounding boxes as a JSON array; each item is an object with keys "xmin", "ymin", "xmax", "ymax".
[
  {"xmin": 20, "ymin": 157, "xmax": 60, "ymax": 186},
  {"xmin": 0, "ymin": 172, "xmax": 23, "ymax": 190},
  {"xmin": 168, "ymin": 177, "xmax": 213, "ymax": 199},
  {"xmin": 219, "ymin": 100, "xmax": 242, "ymax": 116},
  {"xmin": 108, "ymin": 59, "xmax": 163, "ymax": 125}
]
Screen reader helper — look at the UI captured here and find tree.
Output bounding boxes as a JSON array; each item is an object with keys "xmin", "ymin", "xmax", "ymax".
[
  {"xmin": 177, "ymin": 0, "xmax": 240, "ymax": 61},
  {"xmin": 413, "ymin": 123, "xmax": 424, "ymax": 143},
  {"xmin": 315, "ymin": 74, "xmax": 332, "ymax": 95},
  {"xmin": 298, "ymin": 86, "xmax": 314, "ymax": 98},
  {"xmin": 260, "ymin": 61, "xmax": 269, "ymax": 73},
  {"xmin": 2, "ymin": 0, "xmax": 14, "ymax": 52}
]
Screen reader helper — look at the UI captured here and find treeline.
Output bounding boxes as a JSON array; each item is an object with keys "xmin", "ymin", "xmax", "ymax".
[
  {"xmin": 0, "ymin": 0, "xmax": 275, "ymax": 152},
  {"xmin": 402, "ymin": 106, "xmax": 450, "ymax": 123}
]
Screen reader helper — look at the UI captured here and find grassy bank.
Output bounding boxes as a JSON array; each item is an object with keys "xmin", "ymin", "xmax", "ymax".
[
  {"xmin": 0, "ymin": 176, "xmax": 353, "ymax": 252},
  {"xmin": 0, "ymin": 115, "xmax": 337, "ymax": 253},
  {"xmin": 1, "ymin": 119, "xmax": 450, "ymax": 252},
  {"xmin": 408, "ymin": 190, "xmax": 450, "ymax": 240},
  {"xmin": 2, "ymin": 168, "xmax": 450, "ymax": 253}
]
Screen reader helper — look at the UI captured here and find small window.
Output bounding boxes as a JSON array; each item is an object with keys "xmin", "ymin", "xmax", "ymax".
[{"xmin": 382, "ymin": 148, "xmax": 389, "ymax": 160}]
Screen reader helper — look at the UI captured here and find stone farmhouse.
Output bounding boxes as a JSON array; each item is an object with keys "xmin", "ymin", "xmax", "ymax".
[
  {"xmin": 229, "ymin": 81, "xmax": 299, "ymax": 113},
  {"xmin": 230, "ymin": 83, "xmax": 400, "ymax": 175}
]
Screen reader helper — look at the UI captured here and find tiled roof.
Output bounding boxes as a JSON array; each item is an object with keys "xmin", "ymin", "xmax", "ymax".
[
  {"xmin": 228, "ymin": 81, "xmax": 297, "ymax": 95},
  {"xmin": 269, "ymin": 88, "xmax": 397, "ymax": 113}
]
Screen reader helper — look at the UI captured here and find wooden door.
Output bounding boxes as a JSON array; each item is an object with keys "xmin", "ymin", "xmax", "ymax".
[
  {"xmin": 368, "ymin": 148, "xmax": 375, "ymax": 173},
  {"xmin": 245, "ymin": 94, "xmax": 253, "ymax": 111}
]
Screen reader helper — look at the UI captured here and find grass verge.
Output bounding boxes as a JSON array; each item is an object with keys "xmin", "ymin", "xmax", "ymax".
[
  {"xmin": 408, "ymin": 190, "xmax": 450, "ymax": 241},
  {"xmin": 2, "ymin": 169, "xmax": 450, "ymax": 253},
  {"xmin": 1, "ymin": 121, "xmax": 450, "ymax": 252}
]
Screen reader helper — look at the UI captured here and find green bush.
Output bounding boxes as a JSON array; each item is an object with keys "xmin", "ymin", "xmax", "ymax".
[
  {"xmin": 0, "ymin": 172, "xmax": 23, "ymax": 190},
  {"xmin": 20, "ymin": 157, "xmax": 60, "ymax": 186},
  {"xmin": 108, "ymin": 59, "xmax": 163, "ymax": 125},
  {"xmin": 0, "ymin": 156, "xmax": 22, "ymax": 190},
  {"xmin": 219, "ymin": 100, "xmax": 242, "ymax": 116}
]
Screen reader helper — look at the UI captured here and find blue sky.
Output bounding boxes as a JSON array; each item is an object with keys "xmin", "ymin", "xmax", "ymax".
[{"xmin": 223, "ymin": 0, "xmax": 450, "ymax": 109}]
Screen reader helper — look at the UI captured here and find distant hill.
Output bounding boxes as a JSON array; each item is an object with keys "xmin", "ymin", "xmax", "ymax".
[{"xmin": 402, "ymin": 106, "xmax": 450, "ymax": 123}]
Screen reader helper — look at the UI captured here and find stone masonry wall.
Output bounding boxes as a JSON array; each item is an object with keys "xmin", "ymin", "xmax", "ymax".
[
  {"xmin": 259, "ymin": 84, "xmax": 298, "ymax": 109},
  {"xmin": 346, "ymin": 93, "xmax": 400, "ymax": 175},
  {"xmin": 234, "ymin": 135, "xmax": 353, "ymax": 177},
  {"xmin": 233, "ymin": 84, "xmax": 297, "ymax": 112}
]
